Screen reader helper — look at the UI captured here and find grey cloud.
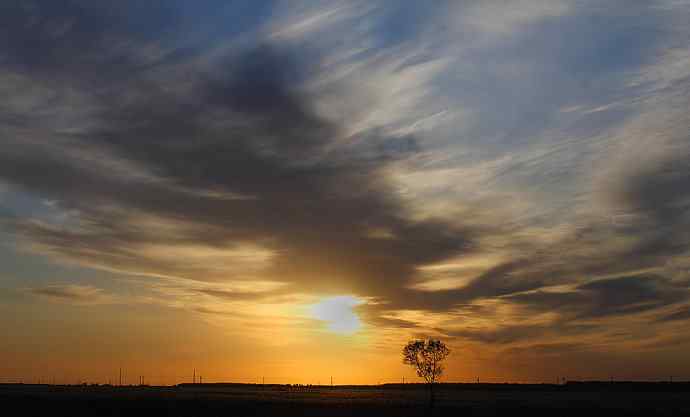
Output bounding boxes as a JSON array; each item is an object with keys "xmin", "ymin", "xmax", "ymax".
[
  {"xmin": 0, "ymin": 1, "xmax": 273, "ymax": 80},
  {"xmin": 422, "ymin": 147, "xmax": 690, "ymax": 314},
  {"xmin": 618, "ymin": 151, "xmax": 690, "ymax": 259},
  {"xmin": 657, "ymin": 307, "xmax": 690, "ymax": 323},
  {"xmin": 27, "ymin": 284, "xmax": 110, "ymax": 304},
  {"xmin": 508, "ymin": 275, "xmax": 689, "ymax": 320},
  {"xmin": 196, "ymin": 288, "xmax": 302, "ymax": 305},
  {"xmin": 2, "ymin": 0, "xmax": 690, "ymax": 353},
  {"xmin": 0, "ymin": 3, "xmax": 473, "ymax": 306},
  {"xmin": 442, "ymin": 323, "xmax": 597, "ymax": 345},
  {"xmin": 0, "ymin": 1, "xmax": 177, "ymax": 81},
  {"xmin": 502, "ymin": 342, "xmax": 589, "ymax": 357}
]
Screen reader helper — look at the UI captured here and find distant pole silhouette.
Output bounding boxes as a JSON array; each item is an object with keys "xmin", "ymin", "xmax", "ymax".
[
  {"xmin": 193, "ymin": 369, "xmax": 196, "ymax": 384},
  {"xmin": 119, "ymin": 368, "xmax": 122, "ymax": 386}
]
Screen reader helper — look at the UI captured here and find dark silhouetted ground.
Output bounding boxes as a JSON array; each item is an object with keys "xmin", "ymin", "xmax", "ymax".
[{"xmin": 1, "ymin": 382, "xmax": 689, "ymax": 416}]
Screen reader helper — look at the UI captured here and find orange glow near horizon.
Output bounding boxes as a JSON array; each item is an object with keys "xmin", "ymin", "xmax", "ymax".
[{"xmin": 3, "ymin": 1, "xmax": 690, "ymax": 389}]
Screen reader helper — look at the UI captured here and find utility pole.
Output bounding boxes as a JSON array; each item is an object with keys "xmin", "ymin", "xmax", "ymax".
[
  {"xmin": 119, "ymin": 368, "xmax": 122, "ymax": 386},
  {"xmin": 193, "ymin": 369, "xmax": 196, "ymax": 384},
  {"xmin": 330, "ymin": 376, "xmax": 333, "ymax": 387}
]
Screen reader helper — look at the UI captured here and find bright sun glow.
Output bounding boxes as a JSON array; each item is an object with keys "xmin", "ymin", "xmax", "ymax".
[{"xmin": 310, "ymin": 295, "xmax": 363, "ymax": 335}]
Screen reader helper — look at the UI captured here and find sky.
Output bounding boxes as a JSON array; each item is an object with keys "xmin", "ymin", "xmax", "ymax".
[{"xmin": 1, "ymin": 0, "xmax": 690, "ymax": 385}]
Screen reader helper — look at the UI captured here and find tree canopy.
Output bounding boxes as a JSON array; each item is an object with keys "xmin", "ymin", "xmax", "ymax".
[{"xmin": 402, "ymin": 339, "xmax": 450, "ymax": 384}]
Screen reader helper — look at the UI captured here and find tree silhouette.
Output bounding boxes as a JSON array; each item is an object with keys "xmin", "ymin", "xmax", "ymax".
[{"xmin": 402, "ymin": 339, "xmax": 450, "ymax": 409}]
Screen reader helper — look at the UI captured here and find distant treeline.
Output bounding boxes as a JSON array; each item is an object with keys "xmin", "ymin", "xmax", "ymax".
[
  {"xmin": 4, "ymin": 381, "xmax": 689, "ymax": 392},
  {"xmin": 175, "ymin": 381, "xmax": 690, "ymax": 392},
  {"xmin": 385, "ymin": 381, "xmax": 690, "ymax": 392}
]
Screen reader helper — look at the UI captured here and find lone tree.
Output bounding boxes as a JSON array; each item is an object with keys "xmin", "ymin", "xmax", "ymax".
[{"xmin": 402, "ymin": 339, "xmax": 450, "ymax": 408}]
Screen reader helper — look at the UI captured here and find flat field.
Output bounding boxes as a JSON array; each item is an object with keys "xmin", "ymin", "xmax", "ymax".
[{"xmin": 1, "ymin": 383, "xmax": 688, "ymax": 416}]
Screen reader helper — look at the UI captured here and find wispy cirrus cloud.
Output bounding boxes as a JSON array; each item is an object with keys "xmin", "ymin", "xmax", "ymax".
[
  {"xmin": 1, "ymin": 1, "xmax": 690, "ymax": 375},
  {"xmin": 26, "ymin": 284, "xmax": 117, "ymax": 305}
]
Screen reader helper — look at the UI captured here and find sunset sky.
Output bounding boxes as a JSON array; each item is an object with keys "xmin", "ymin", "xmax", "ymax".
[{"xmin": 1, "ymin": 1, "xmax": 690, "ymax": 385}]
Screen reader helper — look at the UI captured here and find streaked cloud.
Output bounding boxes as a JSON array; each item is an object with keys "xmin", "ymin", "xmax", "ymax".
[
  {"xmin": 1, "ymin": 0, "xmax": 690, "ymax": 381},
  {"xmin": 27, "ymin": 284, "xmax": 118, "ymax": 305}
]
